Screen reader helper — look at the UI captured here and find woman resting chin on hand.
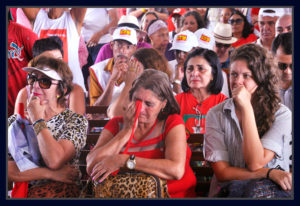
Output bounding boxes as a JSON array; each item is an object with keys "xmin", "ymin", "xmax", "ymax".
[{"xmin": 203, "ymin": 44, "xmax": 292, "ymax": 198}]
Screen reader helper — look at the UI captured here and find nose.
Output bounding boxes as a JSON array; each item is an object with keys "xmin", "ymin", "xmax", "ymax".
[{"xmin": 32, "ymin": 80, "xmax": 40, "ymax": 89}]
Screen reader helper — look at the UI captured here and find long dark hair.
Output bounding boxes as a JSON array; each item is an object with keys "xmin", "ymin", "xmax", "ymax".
[
  {"xmin": 230, "ymin": 44, "xmax": 281, "ymax": 137},
  {"xmin": 231, "ymin": 9, "xmax": 253, "ymax": 38},
  {"xmin": 181, "ymin": 48, "xmax": 224, "ymax": 94}
]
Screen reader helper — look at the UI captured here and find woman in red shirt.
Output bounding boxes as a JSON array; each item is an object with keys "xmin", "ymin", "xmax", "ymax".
[
  {"xmin": 176, "ymin": 48, "xmax": 227, "ymax": 135},
  {"xmin": 229, "ymin": 9, "xmax": 258, "ymax": 48},
  {"xmin": 87, "ymin": 69, "xmax": 196, "ymax": 198}
]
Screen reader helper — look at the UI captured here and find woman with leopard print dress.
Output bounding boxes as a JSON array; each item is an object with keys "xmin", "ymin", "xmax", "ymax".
[{"xmin": 8, "ymin": 55, "xmax": 88, "ymax": 198}]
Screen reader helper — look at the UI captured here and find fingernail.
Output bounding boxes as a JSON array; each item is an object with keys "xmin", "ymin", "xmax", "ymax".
[{"xmin": 98, "ymin": 179, "xmax": 102, "ymax": 183}]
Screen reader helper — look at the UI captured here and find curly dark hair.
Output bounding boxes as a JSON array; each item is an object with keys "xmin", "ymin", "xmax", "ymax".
[
  {"xmin": 30, "ymin": 55, "xmax": 73, "ymax": 107},
  {"xmin": 230, "ymin": 9, "xmax": 254, "ymax": 39},
  {"xmin": 230, "ymin": 44, "xmax": 281, "ymax": 137}
]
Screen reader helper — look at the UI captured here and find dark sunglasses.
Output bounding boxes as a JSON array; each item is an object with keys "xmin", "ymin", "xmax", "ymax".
[
  {"xmin": 27, "ymin": 74, "xmax": 59, "ymax": 89},
  {"xmin": 216, "ymin": 43, "xmax": 231, "ymax": 48},
  {"xmin": 229, "ymin": 18, "xmax": 243, "ymax": 25},
  {"xmin": 278, "ymin": 62, "xmax": 292, "ymax": 71}
]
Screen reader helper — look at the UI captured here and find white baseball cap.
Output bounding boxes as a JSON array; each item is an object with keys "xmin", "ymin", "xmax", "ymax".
[
  {"xmin": 194, "ymin": 28, "xmax": 215, "ymax": 50},
  {"xmin": 112, "ymin": 26, "xmax": 137, "ymax": 45},
  {"xmin": 169, "ymin": 30, "xmax": 198, "ymax": 52},
  {"xmin": 22, "ymin": 66, "xmax": 62, "ymax": 80},
  {"xmin": 258, "ymin": 8, "xmax": 282, "ymax": 18}
]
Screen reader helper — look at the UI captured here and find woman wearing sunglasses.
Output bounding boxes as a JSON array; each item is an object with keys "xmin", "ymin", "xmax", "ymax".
[
  {"xmin": 204, "ymin": 44, "xmax": 292, "ymax": 197},
  {"xmin": 229, "ymin": 9, "xmax": 257, "ymax": 48},
  {"xmin": 14, "ymin": 36, "xmax": 86, "ymax": 116},
  {"xmin": 8, "ymin": 55, "xmax": 88, "ymax": 198}
]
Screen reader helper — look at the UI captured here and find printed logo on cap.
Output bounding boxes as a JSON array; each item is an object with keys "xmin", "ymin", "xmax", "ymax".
[
  {"xmin": 177, "ymin": 34, "xmax": 187, "ymax": 41},
  {"xmin": 120, "ymin": 29, "xmax": 131, "ymax": 36},
  {"xmin": 200, "ymin": 34, "xmax": 210, "ymax": 43}
]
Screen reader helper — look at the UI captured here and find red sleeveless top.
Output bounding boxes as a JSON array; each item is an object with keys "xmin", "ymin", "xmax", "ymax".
[{"xmin": 104, "ymin": 114, "xmax": 197, "ymax": 198}]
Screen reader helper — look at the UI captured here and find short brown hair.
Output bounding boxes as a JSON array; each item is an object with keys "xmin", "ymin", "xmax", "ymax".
[{"xmin": 30, "ymin": 55, "xmax": 73, "ymax": 107}]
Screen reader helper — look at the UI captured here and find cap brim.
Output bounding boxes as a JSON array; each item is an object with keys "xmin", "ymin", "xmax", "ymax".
[
  {"xmin": 22, "ymin": 67, "xmax": 62, "ymax": 81},
  {"xmin": 169, "ymin": 45, "xmax": 192, "ymax": 52}
]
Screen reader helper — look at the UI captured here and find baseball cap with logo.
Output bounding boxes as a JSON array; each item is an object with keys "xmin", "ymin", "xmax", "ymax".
[
  {"xmin": 117, "ymin": 15, "xmax": 140, "ymax": 30},
  {"xmin": 112, "ymin": 26, "xmax": 137, "ymax": 45},
  {"xmin": 169, "ymin": 30, "xmax": 198, "ymax": 52},
  {"xmin": 194, "ymin": 28, "xmax": 215, "ymax": 50}
]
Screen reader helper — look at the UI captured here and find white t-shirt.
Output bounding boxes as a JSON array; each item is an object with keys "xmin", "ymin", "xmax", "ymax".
[
  {"xmin": 81, "ymin": 8, "xmax": 112, "ymax": 44},
  {"xmin": 33, "ymin": 9, "xmax": 86, "ymax": 94},
  {"xmin": 89, "ymin": 59, "xmax": 125, "ymax": 104}
]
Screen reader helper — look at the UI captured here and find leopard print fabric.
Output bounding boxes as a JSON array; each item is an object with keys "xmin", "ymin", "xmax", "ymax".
[
  {"xmin": 27, "ymin": 181, "xmax": 80, "ymax": 198},
  {"xmin": 8, "ymin": 109, "xmax": 88, "ymax": 186},
  {"xmin": 93, "ymin": 172, "xmax": 169, "ymax": 198}
]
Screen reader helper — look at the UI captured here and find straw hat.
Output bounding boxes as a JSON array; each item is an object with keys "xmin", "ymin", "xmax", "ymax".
[{"xmin": 213, "ymin": 22, "xmax": 237, "ymax": 44}]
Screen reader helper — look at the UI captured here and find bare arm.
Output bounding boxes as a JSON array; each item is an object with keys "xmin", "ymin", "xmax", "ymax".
[
  {"xmin": 22, "ymin": 8, "xmax": 40, "ymax": 28},
  {"xmin": 8, "ymin": 160, "xmax": 78, "ymax": 183},
  {"xmin": 233, "ymin": 86, "xmax": 274, "ymax": 171},
  {"xmin": 68, "ymin": 84, "xmax": 86, "ymax": 115},
  {"xmin": 128, "ymin": 8, "xmax": 145, "ymax": 18},
  {"xmin": 107, "ymin": 59, "xmax": 143, "ymax": 118},
  {"xmin": 86, "ymin": 9, "xmax": 118, "ymax": 47},
  {"xmin": 211, "ymin": 161, "xmax": 292, "ymax": 190},
  {"xmin": 148, "ymin": 8, "xmax": 169, "ymax": 21},
  {"xmin": 89, "ymin": 123, "xmax": 187, "ymax": 182},
  {"xmin": 70, "ymin": 8, "xmax": 87, "ymax": 35}
]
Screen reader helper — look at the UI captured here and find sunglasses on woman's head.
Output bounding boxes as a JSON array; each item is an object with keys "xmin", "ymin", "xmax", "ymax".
[
  {"xmin": 27, "ymin": 74, "xmax": 59, "ymax": 89},
  {"xmin": 216, "ymin": 43, "xmax": 231, "ymax": 49},
  {"xmin": 229, "ymin": 18, "xmax": 243, "ymax": 25},
  {"xmin": 278, "ymin": 62, "xmax": 292, "ymax": 71}
]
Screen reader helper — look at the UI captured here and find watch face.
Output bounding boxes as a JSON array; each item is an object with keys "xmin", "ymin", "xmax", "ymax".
[{"xmin": 127, "ymin": 161, "xmax": 135, "ymax": 169}]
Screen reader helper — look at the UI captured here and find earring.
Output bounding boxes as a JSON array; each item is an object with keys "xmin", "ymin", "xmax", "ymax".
[{"xmin": 57, "ymin": 95, "xmax": 60, "ymax": 99}]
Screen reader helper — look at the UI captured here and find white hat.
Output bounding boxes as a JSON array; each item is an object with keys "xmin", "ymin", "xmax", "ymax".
[
  {"xmin": 112, "ymin": 26, "xmax": 137, "ymax": 45},
  {"xmin": 258, "ymin": 8, "xmax": 282, "ymax": 17},
  {"xmin": 118, "ymin": 15, "xmax": 140, "ymax": 30},
  {"xmin": 22, "ymin": 67, "xmax": 62, "ymax": 80},
  {"xmin": 213, "ymin": 22, "xmax": 237, "ymax": 44},
  {"xmin": 194, "ymin": 28, "xmax": 215, "ymax": 50},
  {"xmin": 147, "ymin": 20, "xmax": 168, "ymax": 36},
  {"xmin": 169, "ymin": 30, "xmax": 198, "ymax": 52}
]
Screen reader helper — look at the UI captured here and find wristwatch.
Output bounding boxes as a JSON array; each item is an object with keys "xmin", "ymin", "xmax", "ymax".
[{"xmin": 126, "ymin": 154, "xmax": 136, "ymax": 170}]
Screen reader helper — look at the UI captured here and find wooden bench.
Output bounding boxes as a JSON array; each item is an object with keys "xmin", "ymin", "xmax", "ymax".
[{"xmin": 79, "ymin": 106, "xmax": 213, "ymax": 197}]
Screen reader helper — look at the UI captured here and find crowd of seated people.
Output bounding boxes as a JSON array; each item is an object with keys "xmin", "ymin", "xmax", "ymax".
[{"xmin": 7, "ymin": 7, "xmax": 293, "ymax": 198}]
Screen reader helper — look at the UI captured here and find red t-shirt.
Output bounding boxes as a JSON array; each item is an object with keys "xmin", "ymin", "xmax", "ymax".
[
  {"xmin": 8, "ymin": 21, "xmax": 38, "ymax": 116},
  {"xmin": 104, "ymin": 114, "xmax": 197, "ymax": 198},
  {"xmin": 231, "ymin": 33, "xmax": 258, "ymax": 48},
  {"xmin": 176, "ymin": 91, "xmax": 227, "ymax": 135}
]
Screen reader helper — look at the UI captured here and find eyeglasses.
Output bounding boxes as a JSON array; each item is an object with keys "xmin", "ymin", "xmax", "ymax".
[
  {"xmin": 278, "ymin": 62, "xmax": 292, "ymax": 71},
  {"xmin": 216, "ymin": 43, "xmax": 231, "ymax": 49},
  {"xmin": 228, "ymin": 18, "xmax": 243, "ymax": 25},
  {"xmin": 27, "ymin": 74, "xmax": 59, "ymax": 89}
]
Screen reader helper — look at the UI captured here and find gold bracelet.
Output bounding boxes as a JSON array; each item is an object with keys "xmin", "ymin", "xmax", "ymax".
[{"xmin": 33, "ymin": 120, "xmax": 48, "ymax": 136}]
